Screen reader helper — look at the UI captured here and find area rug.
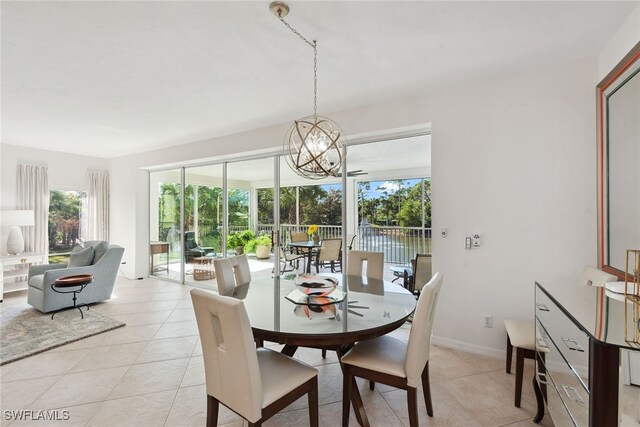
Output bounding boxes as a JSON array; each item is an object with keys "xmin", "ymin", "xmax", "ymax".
[{"xmin": 0, "ymin": 303, "xmax": 126, "ymax": 365}]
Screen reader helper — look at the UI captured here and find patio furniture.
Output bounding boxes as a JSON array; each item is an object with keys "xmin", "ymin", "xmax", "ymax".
[
  {"xmin": 404, "ymin": 254, "xmax": 432, "ymax": 295},
  {"xmin": 213, "ymin": 255, "xmax": 251, "ymax": 294},
  {"xmin": 347, "ymin": 234, "xmax": 357, "ymax": 250},
  {"xmin": 341, "ymin": 272, "xmax": 443, "ymax": 427},
  {"xmin": 314, "ymin": 238, "xmax": 342, "ymax": 273},
  {"xmin": 184, "ymin": 231, "xmax": 215, "ymax": 263},
  {"xmin": 346, "ymin": 250, "xmax": 384, "ymax": 280},
  {"xmin": 288, "ymin": 241, "xmax": 321, "ymax": 274},
  {"xmin": 190, "ymin": 289, "xmax": 319, "ymax": 427},
  {"xmin": 390, "ymin": 265, "xmax": 413, "ymax": 283},
  {"xmin": 277, "ymin": 247, "xmax": 304, "ymax": 273},
  {"xmin": 193, "ymin": 256, "xmax": 215, "ymax": 281},
  {"xmin": 149, "ymin": 241, "xmax": 169, "ymax": 273},
  {"xmin": 27, "ymin": 241, "xmax": 124, "ymax": 313}
]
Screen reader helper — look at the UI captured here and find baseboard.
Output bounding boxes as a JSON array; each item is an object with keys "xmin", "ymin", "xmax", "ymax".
[
  {"xmin": 432, "ymin": 335, "xmax": 588, "ymax": 377},
  {"xmin": 431, "ymin": 335, "xmax": 505, "ymax": 360}
]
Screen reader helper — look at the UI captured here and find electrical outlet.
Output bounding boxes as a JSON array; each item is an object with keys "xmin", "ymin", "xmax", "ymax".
[{"xmin": 483, "ymin": 315, "xmax": 493, "ymax": 328}]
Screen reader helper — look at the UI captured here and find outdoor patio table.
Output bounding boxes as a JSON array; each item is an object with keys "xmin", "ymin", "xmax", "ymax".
[
  {"xmin": 287, "ymin": 240, "xmax": 321, "ymax": 273},
  {"xmin": 221, "ymin": 273, "xmax": 416, "ymax": 427}
]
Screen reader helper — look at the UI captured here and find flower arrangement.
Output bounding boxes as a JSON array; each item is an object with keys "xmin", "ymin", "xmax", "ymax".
[{"xmin": 307, "ymin": 224, "xmax": 319, "ymax": 244}]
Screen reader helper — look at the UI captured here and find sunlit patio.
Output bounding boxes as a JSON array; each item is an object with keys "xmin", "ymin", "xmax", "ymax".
[{"xmin": 148, "ymin": 135, "xmax": 432, "ymax": 288}]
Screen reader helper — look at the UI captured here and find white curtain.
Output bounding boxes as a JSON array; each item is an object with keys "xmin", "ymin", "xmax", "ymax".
[
  {"xmin": 87, "ymin": 170, "xmax": 109, "ymax": 241},
  {"xmin": 17, "ymin": 164, "xmax": 49, "ymax": 254}
]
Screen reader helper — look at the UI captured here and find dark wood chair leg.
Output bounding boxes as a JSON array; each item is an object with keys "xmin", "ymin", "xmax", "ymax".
[
  {"xmin": 248, "ymin": 423, "xmax": 262, "ymax": 427},
  {"xmin": 422, "ymin": 360, "xmax": 433, "ymax": 417},
  {"xmin": 506, "ymin": 335, "xmax": 513, "ymax": 374},
  {"xmin": 342, "ymin": 366, "xmax": 351, "ymax": 427},
  {"xmin": 351, "ymin": 377, "xmax": 369, "ymax": 427},
  {"xmin": 322, "ymin": 349, "xmax": 327, "ymax": 358},
  {"xmin": 407, "ymin": 387, "xmax": 418, "ymax": 427},
  {"xmin": 309, "ymin": 376, "xmax": 319, "ymax": 427},
  {"xmin": 369, "ymin": 380, "xmax": 375, "ymax": 390},
  {"xmin": 207, "ymin": 395, "xmax": 219, "ymax": 427},
  {"xmin": 515, "ymin": 347, "xmax": 524, "ymax": 407}
]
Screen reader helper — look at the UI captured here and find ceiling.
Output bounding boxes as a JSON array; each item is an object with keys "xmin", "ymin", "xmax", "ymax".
[{"xmin": 1, "ymin": 1, "xmax": 636, "ymax": 158}]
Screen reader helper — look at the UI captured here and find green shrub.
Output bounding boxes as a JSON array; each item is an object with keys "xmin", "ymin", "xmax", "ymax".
[
  {"xmin": 245, "ymin": 233, "xmax": 272, "ymax": 253},
  {"xmin": 227, "ymin": 230, "xmax": 256, "ymax": 249}
]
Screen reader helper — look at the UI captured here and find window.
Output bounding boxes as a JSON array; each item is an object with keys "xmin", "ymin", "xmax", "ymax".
[{"xmin": 48, "ymin": 190, "xmax": 87, "ymax": 263}]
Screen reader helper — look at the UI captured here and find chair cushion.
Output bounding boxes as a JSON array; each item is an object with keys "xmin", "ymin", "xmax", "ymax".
[
  {"xmin": 68, "ymin": 246, "xmax": 95, "ymax": 267},
  {"xmin": 29, "ymin": 274, "xmax": 45, "ymax": 291},
  {"xmin": 257, "ymin": 348, "xmax": 317, "ymax": 408},
  {"xmin": 341, "ymin": 335, "xmax": 407, "ymax": 379},
  {"xmin": 90, "ymin": 241, "xmax": 109, "ymax": 264},
  {"xmin": 504, "ymin": 319, "xmax": 535, "ymax": 350}
]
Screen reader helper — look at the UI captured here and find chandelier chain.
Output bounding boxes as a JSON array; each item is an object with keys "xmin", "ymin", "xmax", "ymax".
[{"xmin": 277, "ymin": 15, "xmax": 318, "ymax": 119}]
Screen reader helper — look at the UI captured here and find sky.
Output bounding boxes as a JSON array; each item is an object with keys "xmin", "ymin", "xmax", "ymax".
[{"xmin": 320, "ymin": 178, "xmax": 424, "ymax": 200}]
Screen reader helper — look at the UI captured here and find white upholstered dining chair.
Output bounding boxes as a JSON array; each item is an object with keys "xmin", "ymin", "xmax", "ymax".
[
  {"xmin": 346, "ymin": 250, "xmax": 384, "ymax": 280},
  {"xmin": 191, "ymin": 289, "xmax": 319, "ymax": 427},
  {"xmin": 341, "ymin": 272, "xmax": 443, "ymax": 427},
  {"xmin": 213, "ymin": 255, "xmax": 252, "ymax": 295}
]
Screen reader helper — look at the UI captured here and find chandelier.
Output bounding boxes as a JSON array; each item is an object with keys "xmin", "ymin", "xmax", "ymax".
[{"xmin": 270, "ymin": 1, "xmax": 345, "ymax": 180}]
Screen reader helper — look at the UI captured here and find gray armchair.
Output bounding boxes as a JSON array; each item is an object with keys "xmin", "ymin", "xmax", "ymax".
[{"xmin": 27, "ymin": 241, "xmax": 124, "ymax": 313}]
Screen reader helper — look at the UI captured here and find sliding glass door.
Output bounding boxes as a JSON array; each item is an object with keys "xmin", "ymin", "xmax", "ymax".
[
  {"xmin": 147, "ymin": 133, "xmax": 431, "ymax": 285},
  {"xmin": 226, "ymin": 157, "xmax": 277, "ymax": 280},
  {"xmin": 149, "ymin": 168, "xmax": 183, "ymax": 281},
  {"xmin": 183, "ymin": 164, "xmax": 223, "ymax": 288}
]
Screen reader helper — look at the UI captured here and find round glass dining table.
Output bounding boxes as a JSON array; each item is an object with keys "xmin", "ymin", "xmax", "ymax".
[
  {"xmin": 221, "ymin": 273, "xmax": 416, "ymax": 427},
  {"xmin": 221, "ymin": 273, "xmax": 417, "ymax": 350}
]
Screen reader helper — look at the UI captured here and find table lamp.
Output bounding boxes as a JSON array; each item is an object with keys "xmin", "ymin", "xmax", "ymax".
[{"xmin": 1, "ymin": 210, "xmax": 35, "ymax": 255}]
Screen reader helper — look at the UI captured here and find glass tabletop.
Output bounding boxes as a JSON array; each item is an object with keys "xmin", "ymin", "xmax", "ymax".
[
  {"xmin": 287, "ymin": 241, "xmax": 321, "ymax": 249},
  {"xmin": 222, "ymin": 273, "xmax": 417, "ymax": 344}
]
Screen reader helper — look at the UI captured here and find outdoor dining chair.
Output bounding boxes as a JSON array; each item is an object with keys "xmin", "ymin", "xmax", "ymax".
[
  {"xmin": 314, "ymin": 238, "xmax": 342, "ymax": 273},
  {"xmin": 191, "ymin": 289, "xmax": 319, "ymax": 427},
  {"xmin": 404, "ymin": 254, "xmax": 432, "ymax": 295}
]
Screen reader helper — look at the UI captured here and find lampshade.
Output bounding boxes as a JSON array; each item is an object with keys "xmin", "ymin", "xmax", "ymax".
[
  {"xmin": 2, "ymin": 210, "xmax": 34, "ymax": 255},
  {"xmin": 1, "ymin": 210, "xmax": 35, "ymax": 227}
]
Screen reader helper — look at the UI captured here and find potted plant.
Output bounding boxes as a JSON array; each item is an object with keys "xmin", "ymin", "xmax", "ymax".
[
  {"xmin": 245, "ymin": 233, "xmax": 273, "ymax": 259},
  {"xmin": 227, "ymin": 230, "xmax": 256, "ymax": 255}
]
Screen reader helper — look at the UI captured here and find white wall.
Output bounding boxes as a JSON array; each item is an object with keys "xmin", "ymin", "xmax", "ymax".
[
  {"xmin": 107, "ymin": 55, "xmax": 598, "ymax": 354},
  {"xmin": 598, "ymin": 4, "xmax": 640, "ymax": 81}
]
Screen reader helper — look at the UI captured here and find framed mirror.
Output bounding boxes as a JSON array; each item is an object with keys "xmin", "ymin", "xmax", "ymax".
[{"xmin": 598, "ymin": 42, "xmax": 640, "ymax": 278}]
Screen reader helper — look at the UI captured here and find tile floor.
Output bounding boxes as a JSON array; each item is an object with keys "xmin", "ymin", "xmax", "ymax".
[{"xmin": 1, "ymin": 274, "xmax": 553, "ymax": 427}]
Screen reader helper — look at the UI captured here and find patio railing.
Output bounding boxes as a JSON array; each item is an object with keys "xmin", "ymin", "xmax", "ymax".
[
  {"xmin": 166, "ymin": 223, "xmax": 431, "ymax": 265},
  {"xmin": 261, "ymin": 223, "xmax": 431, "ymax": 265}
]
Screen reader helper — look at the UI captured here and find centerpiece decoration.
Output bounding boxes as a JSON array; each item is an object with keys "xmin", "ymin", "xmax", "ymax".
[
  {"xmin": 308, "ymin": 224, "xmax": 319, "ymax": 244},
  {"xmin": 294, "ymin": 275, "xmax": 337, "ymax": 297},
  {"xmin": 285, "ymin": 274, "xmax": 345, "ymax": 308}
]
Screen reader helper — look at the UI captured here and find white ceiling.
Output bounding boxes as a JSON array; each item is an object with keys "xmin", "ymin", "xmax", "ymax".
[{"xmin": 1, "ymin": 1, "xmax": 636, "ymax": 158}]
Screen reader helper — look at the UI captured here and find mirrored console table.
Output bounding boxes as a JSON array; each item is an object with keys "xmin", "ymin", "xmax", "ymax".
[{"xmin": 534, "ymin": 281, "xmax": 640, "ymax": 426}]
